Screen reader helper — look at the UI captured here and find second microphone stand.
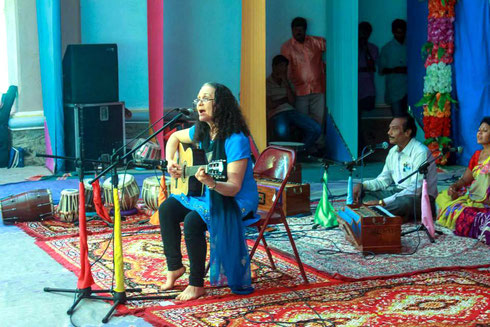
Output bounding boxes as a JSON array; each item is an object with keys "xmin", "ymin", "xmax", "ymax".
[
  {"xmin": 86, "ymin": 112, "xmax": 188, "ymax": 323},
  {"xmin": 398, "ymin": 153, "xmax": 443, "ymax": 243},
  {"xmin": 45, "ymin": 111, "xmax": 188, "ymax": 323}
]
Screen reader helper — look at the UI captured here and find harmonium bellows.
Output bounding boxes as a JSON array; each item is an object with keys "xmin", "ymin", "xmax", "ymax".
[{"xmin": 337, "ymin": 204, "xmax": 402, "ymax": 254}]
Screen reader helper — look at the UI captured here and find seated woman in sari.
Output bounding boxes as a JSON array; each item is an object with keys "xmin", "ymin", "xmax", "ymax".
[{"xmin": 436, "ymin": 117, "xmax": 490, "ymax": 244}]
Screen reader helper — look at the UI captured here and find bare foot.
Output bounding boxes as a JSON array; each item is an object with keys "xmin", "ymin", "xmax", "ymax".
[
  {"xmin": 161, "ymin": 266, "xmax": 186, "ymax": 290},
  {"xmin": 176, "ymin": 285, "xmax": 206, "ymax": 301}
]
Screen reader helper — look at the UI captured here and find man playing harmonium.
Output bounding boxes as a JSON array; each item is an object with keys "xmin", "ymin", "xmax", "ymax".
[{"xmin": 353, "ymin": 115, "xmax": 438, "ymax": 222}]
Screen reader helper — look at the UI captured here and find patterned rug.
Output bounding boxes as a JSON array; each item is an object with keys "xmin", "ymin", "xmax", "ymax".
[
  {"xmin": 144, "ymin": 269, "xmax": 490, "ymax": 326},
  {"xmin": 18, "ymin": 209, "xmax": 155, "ymax": 241},
  {"xmin": 250, "ymin": 213, "xmax": 490, "ymax": 280},
  {"xmin": 36, "ymin": 229, "xmax": 337, "ymax": 312}
]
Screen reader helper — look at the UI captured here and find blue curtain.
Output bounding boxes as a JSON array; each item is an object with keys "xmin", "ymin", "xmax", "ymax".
[
  {"xmin": 36, "ymin": 0, "xmax": 64, "ymax": 171},
  {"xmin": 454, "ymin": 0, "xmax": 490, "ymax": 164},
  {"xmin": 407, "ymin": 0, "xmax": 428, "ymax": 127}
]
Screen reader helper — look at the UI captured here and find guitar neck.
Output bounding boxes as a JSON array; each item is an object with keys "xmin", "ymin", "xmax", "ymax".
[{"xmin": 184, "ymin": 165, "xmax": 207, "ymax": 177}]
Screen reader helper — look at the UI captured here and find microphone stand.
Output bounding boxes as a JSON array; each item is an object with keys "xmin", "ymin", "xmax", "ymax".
[
  {"xmin": 43, "ymin": 112, "xmax": 187, "ymax": 324},
  {"xmin": 344, "ymin": 148, "xmax": 375, "ymax": 204},
  {"xmin": 398, "ymin": 152, "xmax": 443, "ymax": 242},
  {"xmin": 344, "ymin": 147, "xmax": 375, "ymax": 171}
]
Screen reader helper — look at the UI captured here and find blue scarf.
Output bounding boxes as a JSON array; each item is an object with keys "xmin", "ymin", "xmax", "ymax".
[{"xmin": 202, "ymin": 134, "xmax": 253, "ymax": 294}]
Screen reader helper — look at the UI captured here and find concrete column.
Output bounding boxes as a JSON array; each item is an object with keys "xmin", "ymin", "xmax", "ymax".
[{"xmin": 9, "ymin": 0, "xmax": 43, "ymax": 113}]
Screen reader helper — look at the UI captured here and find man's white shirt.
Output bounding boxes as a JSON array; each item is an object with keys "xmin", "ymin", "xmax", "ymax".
[{"xmin": 362, "ymin": 138, "xmax": 438, "ymax": 205}]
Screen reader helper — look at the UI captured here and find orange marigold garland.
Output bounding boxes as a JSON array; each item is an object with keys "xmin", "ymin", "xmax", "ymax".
[{"xmin": 416, "ymin": 0, "xmax": 457, "ymax": 165}]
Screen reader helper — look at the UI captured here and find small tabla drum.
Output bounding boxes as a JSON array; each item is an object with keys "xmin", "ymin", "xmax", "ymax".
[
  {"xmin": 0, "ymin": 189, "xmax": 53, "ymax": 224},
  {"xmin": 83, "ymin": 178, "xmax": 96, "ymax": 211},
  {"xmin": 132, "ymin": 139, "xmax": 161, "ymax": 163},
  {"xmin": 103, "ymin": 174, "xmax": 140, "ymax": 211},
  {"xmin": 57, "ymin": 189, "xmax": 79, "ymax": 223},
  {"xmin": 142, "ymin": 176, "xmax": 171, "ymax": 210}
]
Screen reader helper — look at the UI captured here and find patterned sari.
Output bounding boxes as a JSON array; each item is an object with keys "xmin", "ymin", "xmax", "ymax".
[{"xmin": 436, "ymin": 152, "xmax": 490, "ymax": 244}]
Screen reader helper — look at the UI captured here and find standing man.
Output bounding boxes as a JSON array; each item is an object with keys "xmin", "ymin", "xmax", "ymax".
[
  {"xmin": 352, "ymin": 115, "xmax": 438, "ymax": 222},
  {"xmin": 378, "ymin": 19, "xmax": 407, "ymax": 116},
  {"xmin": 358, "ymin": 21, "xmax": 379, "ymax": 112},
  {"xmin": 281, "ymin": 17, "xmax": 326, "ymax": 128}
]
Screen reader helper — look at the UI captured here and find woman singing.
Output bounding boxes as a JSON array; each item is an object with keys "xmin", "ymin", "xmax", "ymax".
[{"xmin": 159, "ymin": 82, "xmax": 258, "ymax": 301}]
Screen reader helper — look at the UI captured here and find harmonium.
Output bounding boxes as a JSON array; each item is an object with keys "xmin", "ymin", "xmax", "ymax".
[
  {"xmin": 256, "ymin": 178, "xmax": 311, "ymax": 216},
  {"xmin": 337, "ymin": 204, "xmax": 402, "ymax": 254}
]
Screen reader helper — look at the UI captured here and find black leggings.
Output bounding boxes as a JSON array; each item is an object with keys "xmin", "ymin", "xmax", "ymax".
[{"xmin": 159, "ymin": 197, "xmax": 208, "ymax": 287}]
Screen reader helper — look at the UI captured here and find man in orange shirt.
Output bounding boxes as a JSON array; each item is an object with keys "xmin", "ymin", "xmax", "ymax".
[{"xmin": 281, "ymin": 17, "xmax": 326, "ymax": 128}]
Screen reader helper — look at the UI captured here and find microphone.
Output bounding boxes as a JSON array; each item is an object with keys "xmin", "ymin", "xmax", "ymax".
[
  {"xmin": 174, "ymin": 108, "xmax": 195, "ymax": 117},
  {"xmin": 443, "ymin": 146, "xmax": 463, "ymax": 154},
  {"xmin": 368, "ymin": 142, "xmax": 389, "ymax": 150}
]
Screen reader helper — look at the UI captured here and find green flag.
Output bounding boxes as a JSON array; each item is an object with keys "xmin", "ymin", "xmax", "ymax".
[{"xmin": 314, "ymin": 169, "xmax": 338, "ymax": 228}]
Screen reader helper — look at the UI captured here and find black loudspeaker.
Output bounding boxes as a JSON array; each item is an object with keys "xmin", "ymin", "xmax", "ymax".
[
  {"xmin": 64, "ymin": 102, "xmax": 125, "ymax": 171},
  {"xmin": 63, "ymin": 44, "xmax": 119, "ymax": 104}
]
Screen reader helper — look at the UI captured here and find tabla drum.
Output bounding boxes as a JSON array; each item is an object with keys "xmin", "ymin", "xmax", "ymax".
[
  {"xmin": 57, "ymin": 189, "xmax": 79, "ymax": 223},
  {"xmin": 132, "ymin": 139, "xmax": 161, "ymax": 163},
  {"xmin": 0, "ymin": 189, "xmax": 53, "ymax": 224},
  {"xmin": 83, "ymin": 178, "xmax": 96, "ymax": 211},
  {"xmin": 142, "ymin": 176, "xmax": 171, "ymax": 211},
  {"xmin": 103, "ymin": 174, "xmax": 140, "ymax": 211}
]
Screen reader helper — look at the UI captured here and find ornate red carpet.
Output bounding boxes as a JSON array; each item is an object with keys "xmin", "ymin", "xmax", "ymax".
[
  {"xmin": 37, "ymin": 228, "xmax": 336, "ymax": 312},
  {"xmin": 144, "ymin": 269, "xmax": 490, "ymax": 326},
  {"xmin": 27, "ymin": 211, "xmax": 490, "ymax": 326}
]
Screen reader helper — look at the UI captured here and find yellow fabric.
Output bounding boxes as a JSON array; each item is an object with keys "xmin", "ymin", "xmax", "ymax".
[
  {"xmin": 149, "ymin": 175, "xmax": 168, "ymax": 225},
  {"xmin": 436, "ymin": 190, "xmax": 472, "ymax": 229},
  {"xmin": 112, "ymin": 187, "xmax": 125, "ymax": 292},
  {"xmin": 240, "ymin": 0, "xmax": 267, "ymax": 152},
  {"xmin": 436, "ymin": 155, "xmax": 490, "ymax": 229}
]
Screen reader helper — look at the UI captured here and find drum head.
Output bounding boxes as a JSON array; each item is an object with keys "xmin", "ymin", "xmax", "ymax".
[
  {"xmin": 143, "ymin": 176, "xmax": 163, "ymax": 187},
  {"xmin": 103, "ymin": 174, "xmax": 135, "ymax": 188},
  {"xmin": 61, "ymin": 189, "xmax": 79, "ymax": 196},
  {"xmin": 83, "ymin": 178, "xmax": 94, "ymax": 190}
]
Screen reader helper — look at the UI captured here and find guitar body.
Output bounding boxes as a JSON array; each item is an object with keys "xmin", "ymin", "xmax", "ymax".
[{"xmin": 171, "ymin": 144, "xmax": 207, "ymax": 196}]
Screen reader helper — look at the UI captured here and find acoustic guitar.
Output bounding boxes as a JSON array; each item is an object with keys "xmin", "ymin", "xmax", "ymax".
[{"xmin": 170, "ymin": 143, "xmax": 226, "ymax": 196}]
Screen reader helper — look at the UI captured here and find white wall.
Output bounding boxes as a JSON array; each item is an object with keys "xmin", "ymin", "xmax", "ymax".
[
  {"xmin": 0, "ymin": 0, "xmax": 9, "ymax": 92},
  {"xmin": 5, "ymin": 0, "xmax": 43, "ymax": 113},
  {"xmin": 359, "ymin": 0, "xmax": 407, "ymax": 105}
]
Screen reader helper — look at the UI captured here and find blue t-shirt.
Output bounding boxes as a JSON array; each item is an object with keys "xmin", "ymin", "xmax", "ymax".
[{"xmin": 170, "ymin": 126, "xmax": 259, "ymax": 225}]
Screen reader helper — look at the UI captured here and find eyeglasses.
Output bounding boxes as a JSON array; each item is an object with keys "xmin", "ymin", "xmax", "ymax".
[{"xmin": 193, "ymin": 97, "xmax": 214, "ymax": 106}]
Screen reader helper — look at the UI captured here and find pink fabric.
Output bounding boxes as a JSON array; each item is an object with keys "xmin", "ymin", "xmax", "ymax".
[
  {"xmin": 77, "ymin": 182, "xmax": 95, "ymax": 289},
  {"xmin": 421, "ymin": 179, "xmax": 435, "ymax": 238},
  {"xmin": 280, "ymin": 36, "xmax": 326, "ymax": 96},
  {"xmin": 147, "ymin": 0, "xmax": 164, "ymax": 157}
]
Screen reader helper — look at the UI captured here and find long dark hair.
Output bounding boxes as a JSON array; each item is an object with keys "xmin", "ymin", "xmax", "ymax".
[{"xmin": 193, "ymin": 83, "xmax": 250, "ymax": 142}]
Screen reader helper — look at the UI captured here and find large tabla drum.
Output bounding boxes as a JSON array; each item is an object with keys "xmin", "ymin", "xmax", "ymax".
[
  {"xmin": 0, "ymin": 189, "xmax": 53, "ymax": 224},
  {"xmin": 102, "ymin": 174, "xmax": 140, "ymax": 211},
  {"xmin": 142, "ymin": 176, "xmax": 171, "ymax": 211},
  {"xmin": 57, "ymin": 189, "xmax": 79, "ymax": 223}
]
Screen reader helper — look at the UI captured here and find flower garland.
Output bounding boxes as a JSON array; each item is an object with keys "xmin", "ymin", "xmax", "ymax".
[{"xmin": 416, "ymin": 0, "xmax": 457, "ymax": 165}]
